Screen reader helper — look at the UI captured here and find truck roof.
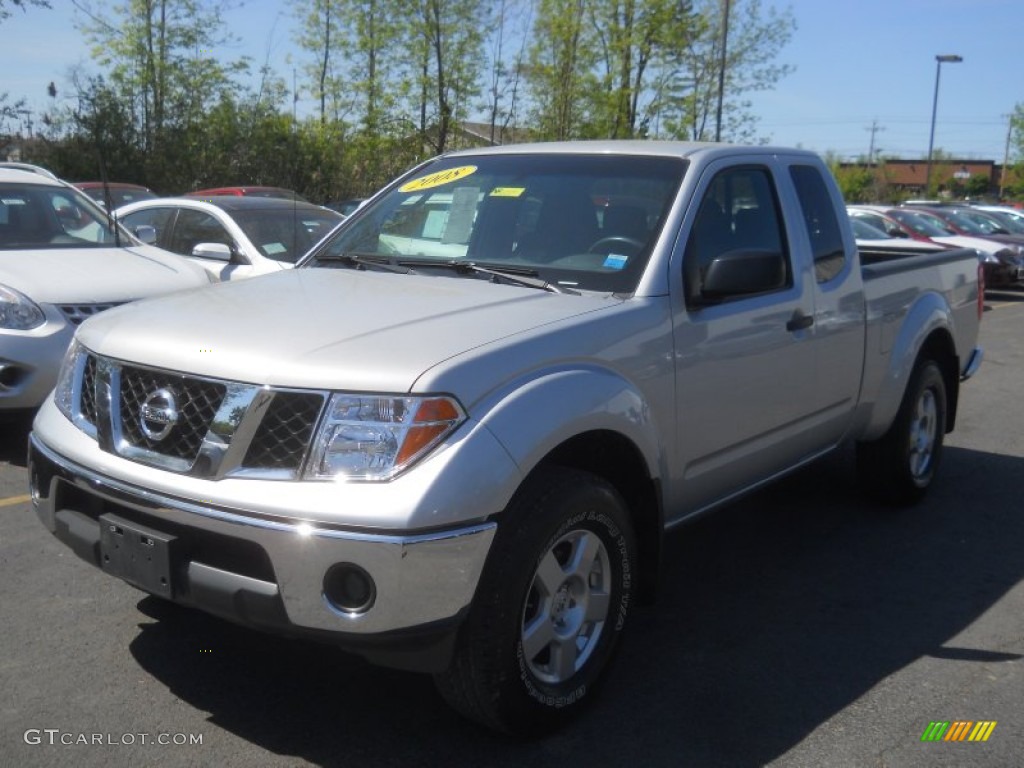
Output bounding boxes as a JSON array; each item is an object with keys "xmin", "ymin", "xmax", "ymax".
[{"xmin": 439, "ymin": 140, "xmax": 821, "ymax": 162}]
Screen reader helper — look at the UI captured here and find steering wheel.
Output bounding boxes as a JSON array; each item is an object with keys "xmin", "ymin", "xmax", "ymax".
[{"xmin": 587, "ymin": 235, "xmax": 645, "ymax": 256}]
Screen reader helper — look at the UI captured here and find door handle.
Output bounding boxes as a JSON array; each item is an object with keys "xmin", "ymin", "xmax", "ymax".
[{"xmin": 786, "ymin": 311, "xmax": 814, "ymax": 332}]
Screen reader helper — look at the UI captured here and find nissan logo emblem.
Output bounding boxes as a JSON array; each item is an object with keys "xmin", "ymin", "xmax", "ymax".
[{"xmin": 140, "ymin": 388, "xmax": 179, "ymax": 441}]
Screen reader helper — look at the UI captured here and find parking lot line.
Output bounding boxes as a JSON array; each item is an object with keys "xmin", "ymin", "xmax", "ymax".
[{"xmin": 0, "ymin": 494, "xmax": 30, "ymax": 508}]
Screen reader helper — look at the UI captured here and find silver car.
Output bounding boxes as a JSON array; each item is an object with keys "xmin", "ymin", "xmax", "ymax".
[{"xmin": 0, "ymin": 164, "xmax": 212, "ymax": 412}]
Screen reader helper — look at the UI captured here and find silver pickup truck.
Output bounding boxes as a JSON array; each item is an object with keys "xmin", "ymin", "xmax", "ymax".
[{"xmin": 29, "ymin": 142, "xmax": 983, "ymax": 734}]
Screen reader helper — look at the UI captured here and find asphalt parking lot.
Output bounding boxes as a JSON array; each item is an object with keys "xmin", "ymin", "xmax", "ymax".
[{"xmin": 1, "ymin": 291, "xmax": 1022, "ymax": 768}]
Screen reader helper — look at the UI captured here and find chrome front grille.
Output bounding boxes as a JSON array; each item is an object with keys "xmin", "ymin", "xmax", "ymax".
[
  {"xmin": 243, "ymin": 392, "xmax": 325, "ymax": 471},
  {"xmin": 80, "ymin": 354, "xmax": 98, "ymax": 426},
  {"xmin": 59, "ymin": 303, "xmax": 122, "ymax": 326},
  {"xmin": 72, "ymin": 352, "xmax": 326, "ymax": 479},
  {"xmin": 118, "ymin": 365, "xmax": 227, "ymax": 460}
]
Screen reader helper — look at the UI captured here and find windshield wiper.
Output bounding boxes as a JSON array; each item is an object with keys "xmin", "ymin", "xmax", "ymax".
[
  {"xmin": 396, "ymin": 259, "xmax": 578, "ymax": 294},
  {"xmin": 316, "ymin": 252, "xmax": 417, "ymax": 274}
]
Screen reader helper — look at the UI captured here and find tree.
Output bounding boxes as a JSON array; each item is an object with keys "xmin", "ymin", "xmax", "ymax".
[
  {"xmin": 660, "ymin": 0, "xmax": 795, "ymax": 142},
  {"xmin": 74, "ymin": 0, "xmax": 248, "ymax": 158},
  {"xmin": 0, "ymin": 0, "xmax": 50, "ymax": 21},
  {"xmin": 1010, "ymin": 103, "xmax": 1024, "ymax": 162},
  {"xmin": 1, "ymin": 0, "xmax": 51, "ymax": 132},
  {"xmin": 291, "ymin": 0, "xmax": 341, "ymax": 124},
  {"xmin": 525, "ymin": 0, "xmax": 596, "ymax": 139},
  {"xmin": 587, "ymin": 0, "xmax": 700, "ymax": 139},
  {"xmin": 406, "ymin": 0, "xmax": 485, "ymax": 152},
  {"xmin": 481, "ymin": 0, "xmax": 531, "ymax": 144}
]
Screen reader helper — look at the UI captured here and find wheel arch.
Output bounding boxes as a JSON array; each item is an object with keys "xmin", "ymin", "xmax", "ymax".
[
  {"xmin": 917, "ymin": 327, "xmax": 960, "ymax": 432},
  {"xmin": 529, "ymin": 430, "xmax": 663, "ymax": 605},
  {"xmin": 863, "ymin": 297, "xmax": 961, "ymax": 440}
]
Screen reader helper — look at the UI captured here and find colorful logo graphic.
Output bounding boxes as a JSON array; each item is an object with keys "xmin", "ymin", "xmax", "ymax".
[{"xmin": 921, "ymin": 721, "xmax": 997, "ymax": 742}]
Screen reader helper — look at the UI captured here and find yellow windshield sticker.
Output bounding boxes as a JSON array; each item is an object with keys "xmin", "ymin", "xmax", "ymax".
[
  {"xmin": 399, "ymin": 165, "xmax": 477, "ymax": 193},
  {"xmin": 489, "ymin": 186, "xmax": 525, "ymax": 198}
]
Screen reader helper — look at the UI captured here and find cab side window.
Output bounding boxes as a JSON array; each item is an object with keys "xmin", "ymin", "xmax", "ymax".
[
  {"xmin": 121, "ymin": 207, "xmax": 175, "ymax": 247},
  {"xmin": 170, "ymin": 209, "xmax": 233, "ymax": 257},
  {"xmin": 683, "ymin": 166, "xmax": 789, "ymax": 305},
  {"xmin": 789, "ymin": 165, "xmax": 846, "ymax": 283}
]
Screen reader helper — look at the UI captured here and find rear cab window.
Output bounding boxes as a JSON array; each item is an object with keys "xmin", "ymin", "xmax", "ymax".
[{"xmin": 789, "ymin": 165, "xmax": 846, "ymax": 283}]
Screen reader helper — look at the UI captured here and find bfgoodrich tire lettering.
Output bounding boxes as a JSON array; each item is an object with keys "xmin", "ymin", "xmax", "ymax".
[
  {"xmin": 857, "ymin": 358, "xmax": 947, "ymax": 505},
  {"xmin": 434, "ymin": 467, "xmax": 636, "ymax": 735}
]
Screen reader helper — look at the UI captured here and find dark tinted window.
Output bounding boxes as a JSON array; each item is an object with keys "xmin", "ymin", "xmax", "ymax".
[
  {"xmin": 169, "ymin": 209, "xmax": 233, "ymax": 256},
  {"xmin": 0, "ymin": 182, "xmax": 124, "ymax": 249},
  {"xmin": 231, "ymin": 208, "xmax": 342, "ymax": 263},
  {"xmin": 789, "ymin": 165, "xmax": 845, "ymax": 282}
]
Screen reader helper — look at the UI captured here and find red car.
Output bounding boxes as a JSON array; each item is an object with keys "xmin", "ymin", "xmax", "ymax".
[{"xmin": 185, "ymin": 186, "xmax": 308, "ymax": 202}]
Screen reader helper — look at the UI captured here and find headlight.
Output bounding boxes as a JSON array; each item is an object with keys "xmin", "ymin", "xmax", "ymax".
[
  {"xmin": 0, "ymin": 284, "xmax": 45, "ymax": 330},
  {"xmin": 307, "ymin": 394, "xmax": 465, "ymax": 481},
  {"xmin": 54, "ymin": 339, "xmax": 84, "ymax": 420}
]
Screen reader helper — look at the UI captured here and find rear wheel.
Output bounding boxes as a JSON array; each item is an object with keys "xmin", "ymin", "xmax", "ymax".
[
  {"xmin": 434, "ymin": 467, "xmax": 636, "ymax": 735},
  {"xmin": 857, "ymin": 359, "xmax": 947, "ymax": 505}
]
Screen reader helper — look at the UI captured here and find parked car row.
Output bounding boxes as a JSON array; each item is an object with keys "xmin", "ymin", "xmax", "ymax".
[
  {"xmin": 848, "ymin": 203, "xmax": 1024, "ymax": 289},
  {"xmin": 1, "ymin": 163, "xmax": 212, "ymax": 413},
  {"xmin": 1, "ymin": 164, "xmax": 347, "ymax": 414}
]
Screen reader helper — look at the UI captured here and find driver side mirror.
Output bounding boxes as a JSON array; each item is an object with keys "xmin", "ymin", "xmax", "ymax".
[
  {"xmin": 132, "ymin": 225, "xmax": 157, "ymax": 244},
  {"xmin": 696, "ymin": 248, "xmax": 787, "ymax": 304},
  {"xmin": 191, "ymin": 242, "xmax": 232, "ymax": 262}
]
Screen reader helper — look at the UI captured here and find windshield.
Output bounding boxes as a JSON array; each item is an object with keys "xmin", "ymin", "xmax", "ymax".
[
  {"xmin": 958, "ymin": 209, "xmax": 1013, "ymax": 235},
  {"xmin": 890, "ymin": 209, "xmax": 954, "ymax": 238},
  {"xmin": 934, "ymin": 209, "xmax": 987, "ymax": 235},
  {"xmin": 850, "ymin": 218, "xmax": 890, "ymax": 240},
  {"xmin": 307, "ymin": 153, "xmax": 687, "ymax": 292},
  {"xmin": 0, "ymin": 182, "xmax": 131, "ymax": 249},
  {"xmin": 231, "ymin": 207, "xmax": 342, "ymax": 263},
  {"xmin": 984, "ymin": 209, "xmax": 1024, "ymax": 234}
]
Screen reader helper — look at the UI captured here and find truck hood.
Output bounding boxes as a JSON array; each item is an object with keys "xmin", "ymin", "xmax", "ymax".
[
  {"xmin": 0, "ymin": 244, "xmax": 209, "ymax": 303},
  {"xmin": 77, "ymin": 268, "xmax": 622, "ymax": 392}
]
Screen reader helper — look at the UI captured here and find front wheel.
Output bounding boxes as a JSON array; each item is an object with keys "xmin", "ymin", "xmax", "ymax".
[
  {"xmin": 857, "ymin": 358, "xmax": 947, "ymax": 505},
  {"xmin": 434, "ymin": 467, "xmax": 636, "ymax": 735}
]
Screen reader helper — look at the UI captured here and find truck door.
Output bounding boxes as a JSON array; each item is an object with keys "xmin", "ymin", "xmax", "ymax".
[
  {"xmin": 785, "ymin": 162, "xmax": 865, "ymax": 446},
  {"xmin": 670, "ymin": 160, "xmax": 822, "ymax": 516}
]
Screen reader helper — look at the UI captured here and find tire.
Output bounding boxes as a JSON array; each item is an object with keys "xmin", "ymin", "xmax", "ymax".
[
  {"xmin": 856, "ymin": 359, "xmax": 947, "ymax": 505},
  {"xmin": 434, "ymin": 466, "xmax": 636, "ymax": 735}
]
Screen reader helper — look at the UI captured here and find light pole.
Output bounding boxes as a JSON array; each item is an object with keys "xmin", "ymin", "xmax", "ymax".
[{"xmin": 924, "ymin": 54, "xmax": 963, "ymax": 196}]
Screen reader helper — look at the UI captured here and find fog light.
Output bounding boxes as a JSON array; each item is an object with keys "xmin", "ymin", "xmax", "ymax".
[
  {"xmin": 0, "ymin": 362, "xmax": 24, "ymax": 390},
  {"xmin": 323, "ymin": 563, "xmax": 376, "ymax": 614}
]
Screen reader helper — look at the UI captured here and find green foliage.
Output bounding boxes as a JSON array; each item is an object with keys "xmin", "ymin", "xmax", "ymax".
[
  {"xmin": 0, "ymin": 0, "xmax": 50, "ymax": 22},
  {"xmin": 660, "ymin": 0, "xmax": 795, "ymax": 142},
  {"xmin": 6, "ymin": 0, "xmax": 799, "ymax": 201},
  {"xmin": 525, "ymin": 0, "xmax": 597, "ymax": 139},
  {"xmin": 1010, "ymin": 103, "xmax": 1024, "ymax": 163},
  {"xmin": 831, "ymin": 165, "xmax": 875, "ymax": 204}
]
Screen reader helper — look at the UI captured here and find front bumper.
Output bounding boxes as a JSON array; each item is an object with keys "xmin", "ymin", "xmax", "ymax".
[
  {"xmin": 29, "ymin": 434, "xmax": 497, "ymax": 672},
  {"xmin": 0, "ymin": 308, "xmax": 74, "ymax": 410},
  {"xmin": 982, "ymin": 260, "xmax": 1024, "ymax": 288}
]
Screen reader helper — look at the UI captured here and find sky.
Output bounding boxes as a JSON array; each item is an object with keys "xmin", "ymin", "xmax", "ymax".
[{"xmin": 1, "ymin": 0, "xmax": 1021, "ymax": 163}]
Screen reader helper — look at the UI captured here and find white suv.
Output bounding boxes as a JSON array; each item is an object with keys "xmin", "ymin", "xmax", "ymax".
[{"xmin": 0, "ymin": 164, "xmax": 211, "ymax": 412}]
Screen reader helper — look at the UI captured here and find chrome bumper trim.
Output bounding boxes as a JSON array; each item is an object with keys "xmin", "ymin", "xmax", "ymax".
[
  {"xmin": 30, "ymin": 434, "xmax": 492, "ymax": 544},
  {"xmin": 30, "ymin": 434, "xmax": 497, "ymax": 637}
]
